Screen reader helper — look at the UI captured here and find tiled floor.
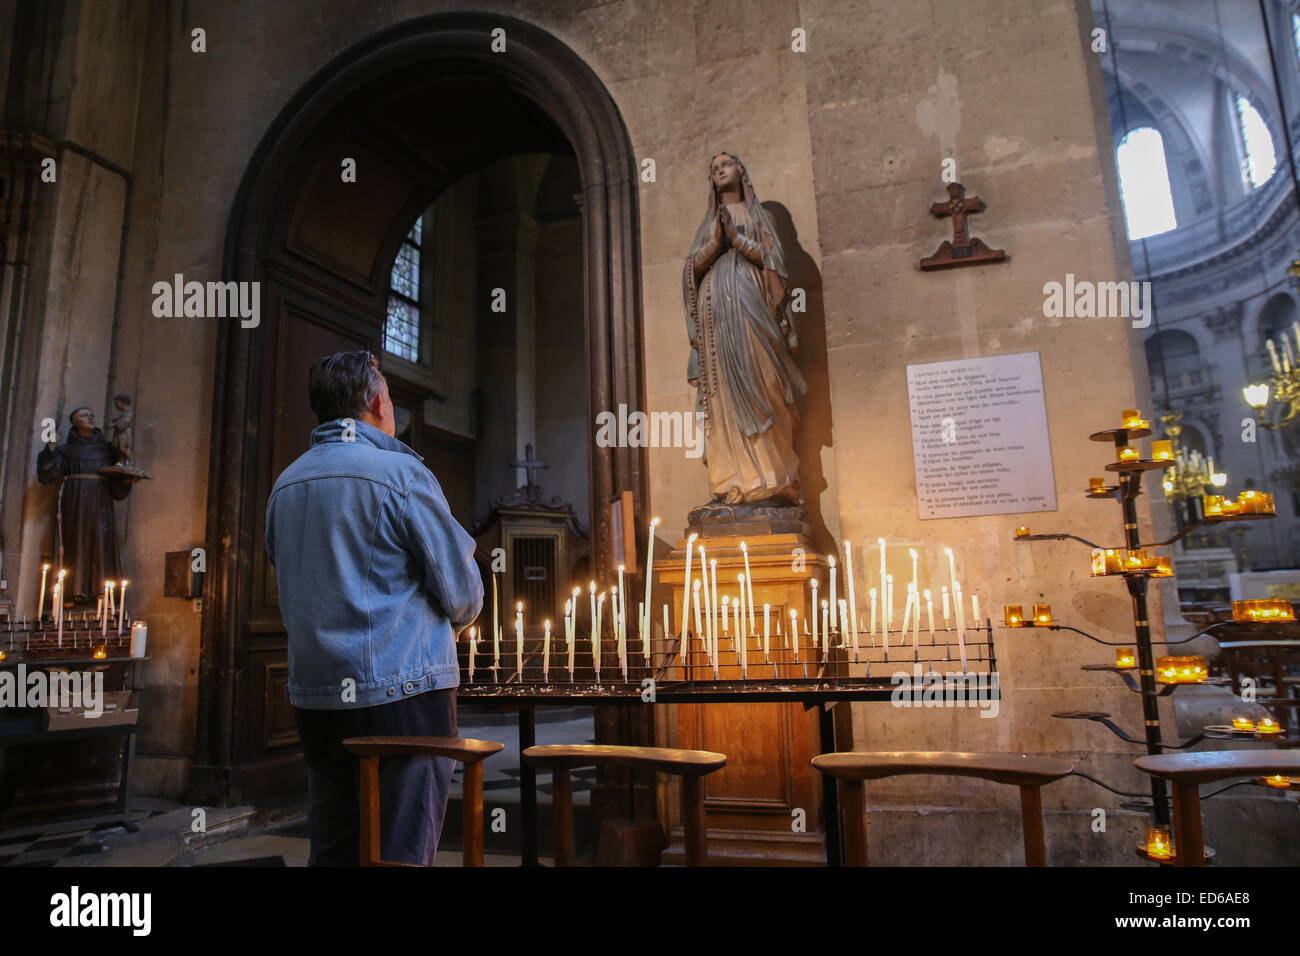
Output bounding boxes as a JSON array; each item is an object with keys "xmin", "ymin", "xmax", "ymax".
[{"xmin": 0, "ymin": 806, "xmax": 169, "ymax": 867}]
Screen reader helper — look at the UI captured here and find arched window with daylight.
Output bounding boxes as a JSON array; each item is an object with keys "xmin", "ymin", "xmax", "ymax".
[
  {"xmin": 1144, "ymin": 329, "xmax": 1202, "ymax": 401},
  {"xmin": 1116, "ymin": 127, "xmax": 1178, "ymax": 240},
  {"xmin": 384, "ymin": 215, "xmax": 423, "ymax": 362},
  {"xmin": 1235, "ymin": 94, "xmax": 1277, "ymax": 188}
]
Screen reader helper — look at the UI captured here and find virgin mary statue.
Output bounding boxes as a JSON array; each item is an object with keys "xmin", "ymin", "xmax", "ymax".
[{"xmin": 682, "ymin": 152, "xmax": 807, "ymax": 505}]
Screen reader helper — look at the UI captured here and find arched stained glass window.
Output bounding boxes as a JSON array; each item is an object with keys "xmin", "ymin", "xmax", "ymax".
[
  {"xmin": 1116, "ymin": 127, "xmax": 1178, "ymax": 240},
  {"xmin": 385, "ymin": 215, "xmax": 423, "ymax": 362}
]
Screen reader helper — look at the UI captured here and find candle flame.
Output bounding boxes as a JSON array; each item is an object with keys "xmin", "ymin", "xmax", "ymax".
[{"xmin": 828, "ymin": 554, "xmax": 835, "ymax": 567}]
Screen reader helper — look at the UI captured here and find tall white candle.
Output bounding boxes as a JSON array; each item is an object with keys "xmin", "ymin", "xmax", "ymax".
[
  {"xmin": 594, "ymin": 592, "xmax": 605, "ymax": 679},
  {"xmin": 790, "ymin": 608, "xmax": 800, "ymax": 662},
  {"xmin": 106, "ymin": 579, "xmax": 114, "ymax": 619},
  {"xmin": 941, "ymin": 585, "xmax": 950, "ymax": 625},
  {"xmin": 680, "ymin": 533, "xmax": 698, "ymax": 660},
  {"xmin": 567, "ymin": 601, "xmax": 576, "ymax": 678},
  {"xmin": 698, "ymin": 545, "xmax": 709, "ymax": 658},
  {"xmin": 886, "ymin": 574, "xmax": 894, "ymax": 633},
  {"xmin": 828, "ymin": 555, "xmax": 837, "ymax": 631},
  {"xmin": 763, "ymin": 603, "xmax": 771, "ymax": 660},
  {"xmin": 972, "ymin": 594, "xmax": 980, "ymax": 623},
  {"xmin": 38, "ymin": 564, "xmax": 49, "ymax": 621},
  {"xmin": 1268, "ymin": 338, "xmax": 1282, "ymax": 373},
  {"xmin": 740, "ymin": 541, "xmax": 755, "ymax": 637},
  {"xmin": 638, "ymin": 600, "xmax": 646, "ymax": 662},
  {"xmin": 543, "ymin": 619, "xmax": 551, "ymax": 682},
  {"xmin": 118, "ymin": 580, "xmax": 128, "ymax": 635},
  {"xmin": 844, "ymin": 541, "xmax": 858, "ymax": 658},
  {"xmin": 693, "ymin": 579, "xmax": 703, "ymax": 653},
  {"xmin": 821, "ymin": 600, "xmax": 829, "ymax": 663},
  {"xmin": 588, "ymin": 580, "xmax": 596, "ymax": 671},
  {"xmin": 811, "ymin": 578, "xmax": 819, "ymax": 649},
  {"xmin": 54, "ymin": 582, "xmax": 62, "ymax": 647},
  {"xmin": 469, "ymin": 627, "xmax": 477, "ymax": 682},
  {"xmin": 901, "ymin": 583, "xmax": 913, "ymax": 639},
  {"xmin": 911, "ymin": 586, "xmax": 920, "ymax": 647},
  {"xmin": 955, "ymin": 584, "xmax": 968, "ymax": 673},
  {"xmin": 721, "ymin": 595, "xmax": 730, "ymax": 634},
  {"xmin": 736, "ymin": 574, "xmax": 747, "ymax": 641},
  {"xmin": 945, "ymin": 547, "xmax": 957, "ymax": 597},
  {"xmin": 493, "ymin": 574, "xmax": 500, "ymax": 668},
  {"xmin": 908, "ymin": 548, "xmax": 918, "ymax": 617},
  {"xmin": 838, "ymin": 599, "xmax": 848, "ymax": 650},
  {"xmin": 515, "ymin": 605, "xmax": 524, "ymax": 678},
  {"xmin": 663, "ymin": 602, "xmax": 669, "ymax": 643},
  {"xmin": 878, "ymin": 538, "xmax": 886, "ymax": 619},
  {"xmin": 643, "ymin": 517, "xmax": 658, "ymax": 652},
  {"xmin": 869, "ymin": 587, "xmax": 877, "ymax": 643},
  {"xmin": 925, "ymin": 589, "xmax": 935, "ymax": 643},
  {"xmin": 709, "ymin": 558, "xmax": 719, "ymax": 661}
]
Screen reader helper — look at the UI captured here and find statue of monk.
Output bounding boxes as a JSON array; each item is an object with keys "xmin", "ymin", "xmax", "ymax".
[
  {"xmin": 683, "ymin": 152, "xmax": 807, "ymax": 505},
  {"xmin": 37, "ymin": 406, "xmax": 136, "ymax": 604}
]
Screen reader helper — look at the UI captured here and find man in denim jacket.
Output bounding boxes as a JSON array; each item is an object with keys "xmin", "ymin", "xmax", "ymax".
[{"xmin": 266, "ymin": 350, "xmax": 483, "ymax": 865}]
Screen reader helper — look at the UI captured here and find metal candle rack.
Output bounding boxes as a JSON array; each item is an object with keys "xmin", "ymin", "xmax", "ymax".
[
  {"xmin": 456, "ymin": 619, "xmax": 998, "ymax": 704},
  {"xmin": 0, "ymin": 616, "xmax": 133, "ymax": 656},
  {"xmin": 1014, "ymin": 420, "xmax": 1276, "ymax": 829}
]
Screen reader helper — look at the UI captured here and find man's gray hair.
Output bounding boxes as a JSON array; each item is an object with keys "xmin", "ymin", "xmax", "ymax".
[{"xmin": 308, "ymin": 350, "xmax": 385, "ymax": 424}]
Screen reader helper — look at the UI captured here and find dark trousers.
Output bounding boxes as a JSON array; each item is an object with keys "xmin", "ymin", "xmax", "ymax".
[{"xmin": 293, "ymin": 688, "xmax": 457, "ymax": 866}]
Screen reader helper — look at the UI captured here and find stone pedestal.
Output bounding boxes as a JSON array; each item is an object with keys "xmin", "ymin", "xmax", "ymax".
[{"xmin": 654, "ymin": 531, "xmax": 848, "ymax": 865}]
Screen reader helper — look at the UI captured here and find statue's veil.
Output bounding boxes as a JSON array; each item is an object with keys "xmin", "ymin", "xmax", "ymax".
[{"xmin": 687, "ymin": 152, "xmax": 790, "ymax": 284}]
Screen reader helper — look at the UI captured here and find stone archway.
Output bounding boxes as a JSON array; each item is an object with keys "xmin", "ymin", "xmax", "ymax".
[{"xmin": 193, "ymin": 13, "xmax": 648, "ymax": 808}]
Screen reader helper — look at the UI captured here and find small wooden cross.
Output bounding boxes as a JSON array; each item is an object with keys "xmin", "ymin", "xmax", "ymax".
[
  {"xmin": 920, "ymin": 182, "xmax": 1007, "ymax": 271},
  {"xmin": 511, "ymin": 443, "xmax": 548, "ymax": 490}
]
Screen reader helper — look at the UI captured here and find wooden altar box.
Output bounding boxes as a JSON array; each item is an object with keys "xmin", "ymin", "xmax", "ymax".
[{"xmin": 654, "ymin": 533, "xmax": 845, "ymax": 864}]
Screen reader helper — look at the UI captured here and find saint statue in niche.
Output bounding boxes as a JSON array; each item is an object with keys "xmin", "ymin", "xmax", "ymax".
[
  {"xmin": 37, "ymin": 405, "xmax": 142, "ymax": 604},
  {"xmin": 682, "ymin": 152, "xmax": 807, "ymax": 506}
]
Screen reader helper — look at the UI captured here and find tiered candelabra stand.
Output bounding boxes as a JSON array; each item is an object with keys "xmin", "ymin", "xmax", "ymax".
[{"xmin": 1012, "ymin": 411, "xmax": 1278, "ymax": 833}]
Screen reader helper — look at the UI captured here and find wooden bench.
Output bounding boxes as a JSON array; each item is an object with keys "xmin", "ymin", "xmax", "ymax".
[
  {"xmin": 342, "ymin": 736, "xmax": 505, "ymax": 867},
  {"xmin": 522, "ymin": 744, "xmax": 727, "ymax": 866},
  {"xmin": 812, "ymin": 751, "xmax": 1075, "ymax": 866},
  {"xmin": 1133, "ymin": 750, "xmax": 1300, "ymax": 866}
]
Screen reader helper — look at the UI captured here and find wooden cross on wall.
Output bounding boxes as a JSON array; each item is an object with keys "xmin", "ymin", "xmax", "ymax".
[
  {"xmin": 920, "ymin": 182, "xmax": 1008, "ymax": 271},
  {"xmin": 511, "ymin": 443, "xmax": 548, "ymax": 500}
]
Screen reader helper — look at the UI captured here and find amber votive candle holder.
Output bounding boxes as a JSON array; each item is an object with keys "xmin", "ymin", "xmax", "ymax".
[
  {"xmin": 1156, "ymin": 655, "xmax": 1208, "ymax": 684},
  {"xmin": 1032, "ymin": 603, "xmax": 1052, "ymax": 626},
  {"xmin": 92, "ymin": 646, "xmax": 106, "ymax": 660},
  {"xmin": 1122, "ymin": 409, "xmax": 1147, "ymax": 429},
  {"xmin": 1232, "ymin": 716, "xmax": 1256, "ymax": 732},
  {"xmin": 1263, "ymin": 775, "xmax": 1292, "ymax": 789},
  {"xmin": 1146, "ymin": 826, "xmax": 1172, "ymax": 861},
  {"xmin": 1015, "ymin": 526, "xmax": 1029, "ymax": 538},
  {"xmin": 1089, "ymin": 477, "xmax": 1106, "ymax": 491},
  {"xmin": 1115, "ymin": 648, "xmax": 1136, "ymax": 668},
  {"xmin": 1118, "ymin": 446, "xmax": 1139, "ymax": 462},
  {"xmin": 1258, "ymin": 717, "xmax": 1282, "ymax": 734},
  {"xmin": 1150, "ymin": 440, "xmax": 1173, "ymax": 460},
  {"xmin": 1004, "ymin": 605, "xmax": 1024, "ymax": 628}
]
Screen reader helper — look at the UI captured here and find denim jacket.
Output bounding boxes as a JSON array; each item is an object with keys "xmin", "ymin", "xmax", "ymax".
[{"xmin": 265, "ymin": 419, "xmax": 483, "ymax": 709}]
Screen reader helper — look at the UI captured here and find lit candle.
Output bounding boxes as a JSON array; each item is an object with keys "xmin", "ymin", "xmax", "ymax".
[
  {"xmin": 663, "ymin": 602, "xmax": 670, "ymax": 646},
  {"xmin": 38, "ymin": 564, "xmax": 49, "ymax": 621},
  {"xmin": 1033, "ymin": 603, "xmax": 1052, "ymax": 626},
  {"xmin": 1116, "ymin": 648, "xmax": 1135, "ymax": 668},
  {"xmin": 1118, "ymin": 445, "xmax": 1139, "ymax": 462},
  {"xmin": 1004, "ymin": 605, "xmax": 1024, "ymax": 627},
  {"xmin": 790, "ymin": 608, "xmax": 799, "ymax": 662},
  {"xmin": 763, "ymin": 603, "xmax": 771, "ymax": 661},
  {"xmin": 567, "ymin": 602, "xmax": 576, "ymax": 679},
  {"xmin": 1263, "ymin": 774, "xmax": 1292, "ymax": 789},
  {"xmin": 971, "ymin": 593, "xmax": 980, "ymax": 623},
  {"xmin": 722, "ymin": 595, "xmax": 730, "ymax": 635},
  {"xmin": 911, "ymin": 588, "xmax": 919, "ymax": 647},
  {"xmin": 1015, "ymin": 526, "xmax": 1029, "ymax": 538},
  {"xmin": 53, "ymin": 581, "xmax": 62, "ymax": 647},
  {"xmin": 941, "ymin": 585, "xmax": 950, "ymax": 625},
  {"xmin": 55, "ymin": 570, "xmax": 67, "ymax": 629},
  {"xmin": 1258, "ymin": 717, "xmax": 1281, "ymax": 734},
  {"xmin": 869, "ymin": 587, "xmax": 877, "ymax": 643},
  {"xmin": 908, "ymin": 548, "xmax": 918, "ymax": 622},
  {"xmin": 829, "ymin": 554, "xmax": 837, "ymax": 631},
  {"xmin": 1151, "ymin": 440, "xmax": 1173, "ymax": 461},
  {"xmin": 740, "ymin": 541, "xmax": 755, "ymax": 639},
  {"xmin": 96, "ymin": 595, "xmax": 103, "ymax": 626},
  {"xmin": 118, "ymin": 580, "xmax": 128, "ymax": 635},
  {"xmin": 839, "ymin": 599, "xmax": 849, "ymax": 649},
  {"xmin": 878, "ymin": 538, "xmax": 886, "ymax": 615},
  {"xmin": 617, "ymin": 564, "xmax": 626, "ymax": 668},
  {"xmin": 643, "ymin": 517, "xmax": 658, "ymax": 655},
  {"xmin": 637, "ymin": 600, "xmax": 645, "ymax": 661},
  {"xmin": 543, "ymin": 619, "xmax": 551, "ymax": 682},
  {"xmin": 1146, "ymin": 826, "xmax": 1171, "ymax": 861},
  {"xmin": 810, "ymin": 578, "xmax": 819, "ymax": 649},
  {"xmin": 1267, "ymin": 338, "xmax": 1282, "ymax": 373},
  {"xmin": 925, "ymin": 589, "xmax": 935, "ymax": 642},
  {"xmin": 680, "ymin": 533, "xmax": 697, "ymax": 660},
  {"xmin": 736, "ymin": 574, "xmax": 747, "ymax": 641},
  {"xmin": 844, "ymin": 540, "xmax": 858, "ymax": 655},
  {"xmin": 515, "ymin": 603, "xmax": 524, "ymax": 678},
  {"xmin": 102, "ymin": 595, "xmax": 108, "ymax": 637},
  {"xmin": 594, "ymin": 591, "xmax": 605, "ymax": 680},
  {"xmin": 954, "ymin": 582, "xmax": 968, "ymax": 673},
  {"xmin": 106, "ymin": 578, "xmax": 114, "ymax": 620},
  {"xmin": 1231, "ymin": 716, "xmax": 1255, "ymax": 732}
]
